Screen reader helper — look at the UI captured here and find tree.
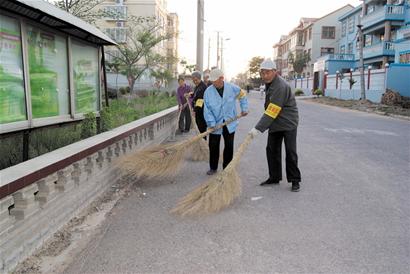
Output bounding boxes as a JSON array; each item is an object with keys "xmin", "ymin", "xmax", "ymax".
[
  {"xmin": 292, "ymin": 52, "xmax": 310, "ymax": 76},
  {"xmin": 248, "ymin": 56, "xmax": 264, "ymax": 87},
  {"xmin": 107, "ymin": 16, "xmax": 174, "ymax": 94},
  {"xmin": 248, "ymin": 56, "xmax": 264, "ymax": 79},
  {"xmin": 179, "ymin": 59, "xmax": 196, "ymax": 74},
  {"xmin": 53, "ymin": 0, "xmax": 107, "ymax": 24}
]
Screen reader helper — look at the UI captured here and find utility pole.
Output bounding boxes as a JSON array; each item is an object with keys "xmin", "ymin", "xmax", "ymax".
[
  {"xmin": 207, "ymin": 37, "xmax": 211, "ymax": 70},
  {"xmin": 357, "ymin": 23, "xmax": 366, "ymax": 100},
  {"xmin": 216, "ymin": 31, "xmax": 220, "ymax": 69},
  {"xmin": 196, "ymin": 0, "xmax": 204, "ymax": 73},
  {"xmin": 221, "ymin": 37, "xmax": 224, "ymax": 71}
]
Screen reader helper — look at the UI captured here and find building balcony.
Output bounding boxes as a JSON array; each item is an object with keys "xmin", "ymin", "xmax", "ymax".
[
  {"xmin": 104, "ymin": 5, "xmax": 127, "ymax": 21},
  {"xmin": 396, "ymin": 25, "xmax": 410, "ymax": 40},
  {"xmin": 317, "ymin": 54, "xmax": 355, "ymax": 62},
  {"xmin": 363, "ymin": 41, "xmax": 395, "ymax": 59},
  {"xmin": 361, "ymin": 5, "xmax": 405, "ymax": 30}
]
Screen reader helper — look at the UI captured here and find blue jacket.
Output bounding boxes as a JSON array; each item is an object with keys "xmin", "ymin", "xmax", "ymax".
[{"xmin": 203, "ymin": 82, "xmax": 248, "ymax": 134}]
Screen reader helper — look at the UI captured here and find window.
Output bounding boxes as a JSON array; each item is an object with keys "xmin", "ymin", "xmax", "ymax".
[
  {"xmin": 341, "ymin": 21, "xmax": 347, "ymax": 37},
  {"xmin": 399, "ymin": 52, "xmax": 410, "ymax": 64},
  {"xmin": 322, "ymin": 26, "xmax": 335, "ymax": 39},
  {"xmin": 340, "ymin": 45, "xmax": 345, "ymax": 54},
  {"xmin": 308, "ymin": 28, "xmax": 312, "ymax": 40},
  {"xmin": 365, "ymin": 35, "xmax": 372, "ymax": 47},
  {"xmin": 320, "ymin": 47, "xmax": 334, "ymax": 56},
  {"xmin": 348, "ymin": 16, "xmax": 355, "ymax": 33},
  {"xmin": 105, "ymin": 28, "xmax": 127, "ymax": 43},
  {"xmin": 0, "ymin": 14, "xmax": 26, "ymax": 124},
  {"xmin": 348, "ymin": 43, "xmax": 353, "ymax": 54},
  {"xmin": 71, "ymin": 41, "xmax": 99, "ymax": 113},
  {"xmin": 26, "ymin": 25, "xmax": 69, "ymax": 118}
]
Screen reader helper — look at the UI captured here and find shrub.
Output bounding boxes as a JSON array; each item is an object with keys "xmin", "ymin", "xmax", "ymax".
[
  {"xmin": 100, "ymin": 106, "xmax": 114, "ymax": 132},
  {"xmin": 81, "ymin": 112, "xmax": 97, "ymax": 138},
  {"xmin": 314, "ymin": 88, "xmax": 323, "ymax": 97},
  {"xmin": 138, "ymin": 90, "xmax": 149, "ymax": 97},
  {"xmin": 119, "ymin": 86, "xmax": 130, "ymax": 95},
  {"xmin": 294, "ymin": 89, "xmax": 304, "ymax": 96}
]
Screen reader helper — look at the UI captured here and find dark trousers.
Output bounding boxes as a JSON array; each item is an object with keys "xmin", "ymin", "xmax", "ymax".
[
  {"xmin": 178, "ymin": 106, "xmax": 191, "ymax": 131},
  {"xmin": 194, "ymin": 108, "xmax": 207, "ymax": 134},
  {"xmin": 209, "ymin": 126, "xmax": 234, "ymax": 170},
  {"xmin": 266, "ymin": 129, "xmax": 301, "ymax": 183}
]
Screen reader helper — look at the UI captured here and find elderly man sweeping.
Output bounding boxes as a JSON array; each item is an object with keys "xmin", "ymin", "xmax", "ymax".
[
  {"xmin": 204, "ymin": 68, "xmax": 248, "ymax": 175},
  {"xmin": 249, "ymin": 59, "xmax": 301, "ymax": 192}
]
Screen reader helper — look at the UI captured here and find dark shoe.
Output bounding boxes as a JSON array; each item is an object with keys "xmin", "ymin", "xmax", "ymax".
[
  {"xmin": 184, "ymin": 129, "xmax": 190, "ymax": 133},
  {"xmin": 291, "ymin": 182, "xmax": 300, "ymax": 192},
  {"xmin": 206, "ymin": 169, "xmax": 217, "ymax": 175},
  {"xmin": 260, "ymin": 179, "xmax": 279, "ymax": 186}
]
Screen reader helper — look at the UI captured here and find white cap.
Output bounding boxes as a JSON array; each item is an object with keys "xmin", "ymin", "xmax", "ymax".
[
  {"xmin": 209, "ymin": 68, "xmax": 224, "ymax": 81},
  {"xmin": 260, "ymin": 59, "xmax": 277, "ymax": 70}
]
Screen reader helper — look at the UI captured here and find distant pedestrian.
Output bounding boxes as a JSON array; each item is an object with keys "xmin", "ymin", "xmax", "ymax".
[
  {"xmin": 177, "ymin": 76, "xmax": 192, "ymax": 133},
  {"xmin": 249, "ymin": 59, "xmax": 301, "ymax": 192},
  {"xmin": 191, "ymin": 71, "xmax": 208, "ymax": 136},
  {"xmin": 204, "ymin": 72, "xmax": 212, "ymax": 87},
  {"xmin": 204, "ymin": 68, "xmax": 248, "ymax": 175}
]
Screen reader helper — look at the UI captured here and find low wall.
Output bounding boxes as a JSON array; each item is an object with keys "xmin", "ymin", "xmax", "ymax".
[
  {"xmin": 0, "ymin": 106, "xmax": 178, "ymax": 273},
  {"xmin": 324, "ymin": 69, "xmax": 386, "ymax": 103}
]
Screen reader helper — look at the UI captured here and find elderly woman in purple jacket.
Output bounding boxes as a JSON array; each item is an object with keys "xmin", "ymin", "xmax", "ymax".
[{"xmin": 177, "ymin": 76, "xmax": 192, "ymax": 133}]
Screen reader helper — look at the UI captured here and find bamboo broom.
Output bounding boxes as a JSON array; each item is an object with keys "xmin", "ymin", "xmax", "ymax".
[
  {"xmin": 184, "ymin": 93, "xmax": 209, "ymax": 162},
  {"xmin": 120, "ymin": 114, "xmax": 243, "ymax": 179},
  {"xmin": 170, "ymin": 133, "xmax": 254, "ymax": 217}
]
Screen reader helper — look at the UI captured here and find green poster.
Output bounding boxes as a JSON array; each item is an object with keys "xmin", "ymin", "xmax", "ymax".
[
  {"xmin": 27, "ymin": 28, "xmax": 59, "ymax": 118},
  {"xmin": 0, "ymin": 16, "xmax": 27, "ymax": 124},
  {"xmin": 72, "ymin": 43, "xmax": 98, "ymax": 114},
  {"xmin": 74, "ymin": 60, "xmax": 97, "ymax": 113}
]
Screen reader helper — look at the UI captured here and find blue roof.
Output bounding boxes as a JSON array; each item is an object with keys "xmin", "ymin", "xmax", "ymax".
[{"xmin": 339, "ymin": 5, "xmax": 362, "ymax": 21}]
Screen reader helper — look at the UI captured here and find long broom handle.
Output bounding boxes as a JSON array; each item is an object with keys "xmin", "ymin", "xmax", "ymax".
[
  {"xmin": 226, "ymin": 133, "xmax": 253, "ymax": 170},
  {"xmin": 184, "ymin": 114, "xmax": 243, "ymax": 146}
]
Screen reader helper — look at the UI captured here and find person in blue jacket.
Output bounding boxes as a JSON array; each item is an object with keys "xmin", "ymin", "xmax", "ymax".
[{"xmin": 204, "ymin": 68, "xmax": 248, "ymax": 175}]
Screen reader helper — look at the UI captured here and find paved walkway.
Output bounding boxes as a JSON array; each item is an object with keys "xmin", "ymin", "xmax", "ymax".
[{"xmin": 64, "ymin": 92, "xmax": 410, "ymax": 274}]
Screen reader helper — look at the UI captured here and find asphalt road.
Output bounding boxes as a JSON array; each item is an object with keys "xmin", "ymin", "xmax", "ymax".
[{"xmin": 64, "ymin": 92, "xmax": 410, "ymax": 274}]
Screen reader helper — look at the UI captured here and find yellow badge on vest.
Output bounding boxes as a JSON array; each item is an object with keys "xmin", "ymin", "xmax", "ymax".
[
  {"xmin": 265, "ymin": 103, "xmax": 282, "ymax": 118},
  {"xmin": 195, "ymin": 99, "xmax": 204, "ymax": 107}
]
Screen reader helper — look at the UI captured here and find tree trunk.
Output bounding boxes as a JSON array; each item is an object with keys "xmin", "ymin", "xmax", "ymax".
[{"xmin": 127, "ymin": 75, "xmax": 135, "ymax": 95}]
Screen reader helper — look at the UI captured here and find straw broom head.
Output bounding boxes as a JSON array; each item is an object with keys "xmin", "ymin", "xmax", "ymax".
[
  {"xmin": 171, "ymin": 134, "xmax": 253, "ymax": 217},
  {"xmin": 189, "ymin": 137, "xmax": 209, "ymax": 162},
  {"xmin": 120, "ymin": 141, "xmax": 191, "ymax": 179},
  {"xmin": 170, "ymin": 164, "xmax": 241, "ymax": 217},
  {"xmin": 120, "ymin": 115, "xmax": 242, "ymax": 179}
]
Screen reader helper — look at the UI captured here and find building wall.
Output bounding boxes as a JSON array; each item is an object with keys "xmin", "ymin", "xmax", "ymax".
[
  {"xmin": 339, "ymin": 9, "xmax": 362, "ymax": 57},
  {"xmin": 311, "ymin": 5, "xmax": 354, "ymax": 64},
  {"xmin": 386, "ymin": 64, "xmax": 410, "ymax": 96}
]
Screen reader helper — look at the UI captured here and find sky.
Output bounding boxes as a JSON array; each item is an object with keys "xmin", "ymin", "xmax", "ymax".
[{"xmin": 167, "ymin": 0, "xmax": 362, "ymax": 79}]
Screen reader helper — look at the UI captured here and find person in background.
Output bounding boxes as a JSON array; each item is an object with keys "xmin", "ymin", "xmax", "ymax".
[
  {"xmin": 249, "ymin": 59, "xmax": 301, "ymax": 192},
  {"xmin": 176, "ymin": 76, "xmax": 192, "ymax": 133},
  {"xmin": 204, "ymin": 68, "xmax": 248, "ymax": 175},
  {"xmin": 191, "ymin": 71, "xmax": 208, "ymax": 135},
  {"xmin": 204, "ymin": 71, "xmax": 212, "ymax": 87}
]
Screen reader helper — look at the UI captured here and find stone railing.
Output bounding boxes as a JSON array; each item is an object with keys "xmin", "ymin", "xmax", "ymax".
[{"xmin": 0, "ymin": 106, "xmax": 178, "ymax": 273}]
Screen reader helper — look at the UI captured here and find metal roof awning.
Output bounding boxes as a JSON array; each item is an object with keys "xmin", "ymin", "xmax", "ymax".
[{"xmin": 1, "ymin": 0, "xmax": 117, "ymax": 46}]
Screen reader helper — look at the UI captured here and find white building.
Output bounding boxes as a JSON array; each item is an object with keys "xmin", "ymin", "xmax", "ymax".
[{"xmin": 96, "ymin": 0, "xmax": 179, "ymax": 89}]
